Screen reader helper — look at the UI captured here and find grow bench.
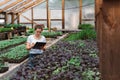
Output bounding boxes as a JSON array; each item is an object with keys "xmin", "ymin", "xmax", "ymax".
[{"xmin": 0, "ymin": 32, "xmax": 12, "ymax": 40}]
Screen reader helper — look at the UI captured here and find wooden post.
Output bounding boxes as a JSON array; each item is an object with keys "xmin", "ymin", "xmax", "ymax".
[
  {"xmin": 62, "ymin": 0, "xmax": 65, "ymax": 29},
  {"xmin": 79, "ymin": 0, "xmax": 82, "ymax": 24},
  {"xmin": 96, "ymin": 0, "xmax": 120, "ymax": 80},
  {"xmin": 17, "ymin": 13, "xmax": 20, "ymax": 24},
  {"xmin": 46, "ymin": 0, "xmax": 50, "ymax": 30},
  {"xmin": 31, "ymin": 7, "xmax": 34, "ymax": 28},
  {"xmin": 11, "ymin": 13, "xmax": 14, "ymax": 24},
  {"xmin": 48, "ymin": 9, "xmax": 51, "ymax": 32},
  {"xmin": 5, "ymin": 12, "xmax": 8, "ymax": 24}
]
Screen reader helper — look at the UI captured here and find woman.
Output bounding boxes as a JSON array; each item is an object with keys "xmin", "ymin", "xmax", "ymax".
[{"xmin": 26, "ymin": 24, "xmax": 46, "ymax": 67}]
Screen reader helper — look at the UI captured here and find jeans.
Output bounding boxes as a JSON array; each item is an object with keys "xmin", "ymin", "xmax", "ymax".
[{"xmin": 29, "ymin": 54, "xmax": 40, "ymax": 68}]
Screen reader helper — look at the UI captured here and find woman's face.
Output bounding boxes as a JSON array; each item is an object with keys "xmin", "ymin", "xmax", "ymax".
[{"xmin": 35, "ymin": 28, "xmax": 42, "ymax": 36}]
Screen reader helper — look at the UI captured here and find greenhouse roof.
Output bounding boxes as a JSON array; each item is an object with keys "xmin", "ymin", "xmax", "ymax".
[
  {"xmin": 0, "ymin": 0, "xmax": 94, "ymax": 13},
  {"xmin": 0, "ymin": 0, "xmax": 45, "ymax": 14}
]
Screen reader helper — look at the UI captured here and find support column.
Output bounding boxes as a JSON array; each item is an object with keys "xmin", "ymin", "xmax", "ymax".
[
  {"xmin": 17, "ymin": 13, "xmax": 20, "ymax": 24},
  {"xmin": 96, "ymin": 0, "xmax": 120, "ymax": 80},
  {"xmin": 46, "ymin": 0, "xmax": 50, "ymax": 31},
  {"xmin": 11, "ymin": 13, "xmax": 14, "ymax": 24},
  {"xmin": 5, "ymin": 12, "xmax": 8, "ymax": 24},
  {"xmin": 79, "ymin": 0, "xmax": 82, "ymax": 24},
  {"xmin": 62, "ymin": 0, "xmax": 65, "ymax": 29},
  {"xmin": 31, "ymin": 7, "xmax": 34, "ymax": 28}
]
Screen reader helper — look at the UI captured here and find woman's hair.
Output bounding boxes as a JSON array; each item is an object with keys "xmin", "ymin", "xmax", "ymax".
[{"xmin": 34, "ymin": 24, "xmax": 44, "ymax": 30}]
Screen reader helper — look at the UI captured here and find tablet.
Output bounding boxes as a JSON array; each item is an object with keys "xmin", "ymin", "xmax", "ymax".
[{"xmin": 32, "ymin": 42, "xmax": 46, "ymax": 49}]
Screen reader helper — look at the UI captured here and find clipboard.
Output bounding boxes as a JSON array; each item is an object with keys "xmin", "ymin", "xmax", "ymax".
[{"xmin": 32, "ymin": 42, "xmax": 46, "ymax": 49}]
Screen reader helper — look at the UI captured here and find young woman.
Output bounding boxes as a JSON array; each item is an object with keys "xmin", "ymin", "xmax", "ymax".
[{"xmin": 26, "ymin": 24, "xmax": 46, "ymax": 67}]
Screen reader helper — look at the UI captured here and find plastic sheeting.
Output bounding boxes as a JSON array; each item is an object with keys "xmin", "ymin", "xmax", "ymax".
[{"xmin": 21, "ymin": 0, "xmax": 95, "ymax": 29}]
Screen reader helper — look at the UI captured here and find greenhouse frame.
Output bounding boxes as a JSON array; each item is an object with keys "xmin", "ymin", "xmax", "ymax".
[{"xmin": 0, "ymin": 0, "xmax": 120, "ymax": 80}]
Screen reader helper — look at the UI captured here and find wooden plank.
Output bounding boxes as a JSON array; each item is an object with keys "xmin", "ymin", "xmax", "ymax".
[
  {"xmin": 20, "ymin": 22, "xmax": 32, "ymax": 24},
  {"xmin": 33, "ymin": 19, "xmax": 62, "ymax": 21},
  {"xmin": 0, "ymin": 18, "xmax": 5, "ymax": 19},
  {"xmin": 0, "ymin": 0, "xmax": 23, "ymax": 13},
  {"xmin": 82, "ymin": 19, "xmax": 95, "ymax": 21},
  {"xmin": 7, "ymin": 0, "xmax": 33, "ymax": 13},
  {"xmin": 79, "ymin": 0, "xmax": 82, "ymax": 24},
  {"xmin": 0, "ymin": 0, "xmax": 10, "ymax": 6},
  {"xmin": 96, "ymin": 0, "xmax": 120, "ymax": 80},
  {"xmin": 16, "ymin": 0, "xmax": 45, "ymax": 14},
  {"xmin": 62, "ymin": 0, "xmax": 65, "ymax": 29},
  {"xmin": 21, "ymin": 15, "xmax": 37, "ymax": 25},
  {"xmin": 34, "ymin": 19, "xmax": 47, "ymax": 21}
]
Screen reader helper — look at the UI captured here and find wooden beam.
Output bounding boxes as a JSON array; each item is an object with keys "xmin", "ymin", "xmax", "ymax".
[
  {"xmin": 20, "ymin": 22, "xmax": 32, "ymax": 24},
  {"xmin": 16, "ymin": 0, "xmax": 45, "ymax": 14},
  {"xmin": 21, "ymin": 15, "xmax": 37, "ymax": 25},
  {"xmin": 10, "ymin": 14, "xmax": 19, "ymax": 24},
  {"xmin": 0, "ymin": 18, "xmax": 5, "ymax": 19},
  {"xmin": 7, "ymin": 0, "xmax": 33, "ymax": 13},
  {"xmin": 82, "ymin": 19, "xmax": 95, "ymax": 21},
  {"xmin": 79, "ymin": 0, "xmax": 82, "ymax": 24},
  {"xmin": 62, "ymin": 0, "xmax": 65, "ymax": 29},
  {"xmin": 0, "ymin": 0, "xmax": 23, "ymax": 13},
  {"xmin": 31, "ymin": 7, "xmax": 34, "ymax": 28},
  {"xmin": 33, "ymin": 19, "xmax": 62, "ymax": 21},
  {"xmin": 0, "ymin": 0, "xmax": 10, "ymax": 7}
]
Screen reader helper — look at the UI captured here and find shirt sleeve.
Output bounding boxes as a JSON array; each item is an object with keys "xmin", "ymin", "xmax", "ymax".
[
  {"xmin": 27, "ymin": 36, "xmax": 31, "ymax": 43},
  {"xmin": 43, "ymin": 36, "xmax": 46, "ymax": 42}
]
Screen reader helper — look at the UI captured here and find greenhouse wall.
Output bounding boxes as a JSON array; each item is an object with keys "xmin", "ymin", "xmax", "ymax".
[{"xmin": 20, "ymin": 0, "xmax": 95, "ymax": 29}]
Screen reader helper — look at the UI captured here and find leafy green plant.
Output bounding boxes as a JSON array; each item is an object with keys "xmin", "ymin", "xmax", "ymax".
[
  {"xmin": 78, "ymin": 42, "xmax": 86, "ymax": 48},
  {"xmin": 64, "ymin": 29, "xmax": 96, "ymax": 41},
  {"xmin": 0, "ymin": 44, "xmax": 28, "ymax": 62},
  {"xmin": 89, "ymin": 52, "xmax": 98, "ymax": 58},
  {"xmin": 52, "ymin": 67, "xmax": 61, "ymax": 75},
  {"xmin": 78, "ymin": 24, "xmax": 94, "ymax": 30},
  {"xmin": 64, "ymin": 33, "xmax": 80, "ymax": 41},
  {"xmin": 27, "ymin": 28, "xmax": 34, "ymax": 33},
  {"xmin": 82, "ymin": 69, "xmax": 100, "ymax": 80},
  {"xmin": 43, "ymin": 28, "xmax": 48, "ymax": 30},
  {"xmin": 79, "ymin": 29, "xmax": 96, "ymax": 40},
  {"xmin": 0, "ymin": 37, "xmax": 27, "ymax": 50},
  {"xmin": 4, "ymin": 24, "xmax": 22, "ymax": 29},
  {"xmin": 41, "ymin": 31, "xmax": 63, "ymax": 38},
  {"xmin": 0, "ymin": 28, "xmax": 12, "ymax": 32},
  {"xmin": 67, "ymin": 56, "xmax": 81, "ymax": 67}
]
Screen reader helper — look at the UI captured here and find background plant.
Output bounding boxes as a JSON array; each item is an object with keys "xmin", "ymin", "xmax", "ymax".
[{"xmin": 78, "ymin": 24, "xmax": 94, "ymax": 30}]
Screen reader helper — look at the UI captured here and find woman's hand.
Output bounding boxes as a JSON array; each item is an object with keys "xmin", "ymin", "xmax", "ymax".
[
  {"xmin": 26, "ymin": 42, "xmax": 35, "ymax": 50},
  {"xmin": 42, "ymin": 46, "xmax": 46, "ymax": 51},
  {"xmin": 31, "ymin": 43, "xmax": 35, "ymax": 48}
]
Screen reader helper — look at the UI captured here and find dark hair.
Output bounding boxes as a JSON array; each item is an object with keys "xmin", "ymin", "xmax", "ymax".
[{"xmin": 34, "ymin": 24, "xmax": 44, "ymax": 30}]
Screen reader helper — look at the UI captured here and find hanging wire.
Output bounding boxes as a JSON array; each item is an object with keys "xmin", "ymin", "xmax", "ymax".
[{"xmin": 50, "ymin": 2, "xmax": 94, "ymax": 10}]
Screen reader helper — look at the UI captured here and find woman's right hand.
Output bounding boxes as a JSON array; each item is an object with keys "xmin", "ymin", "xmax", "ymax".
[
  {"xmin": 26, "ymin": 42, "xmax": 35, "ymax": 50},
  {"xmin": 30, "ymin": 43, "xmax": 35, "ymax": 48}
]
